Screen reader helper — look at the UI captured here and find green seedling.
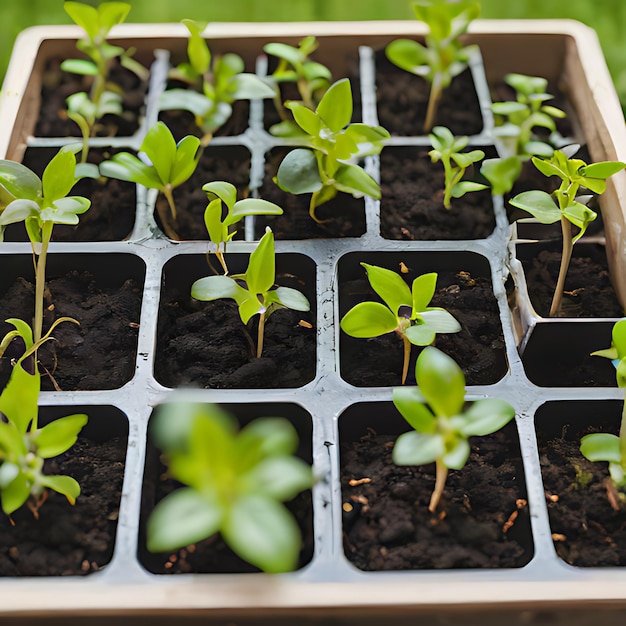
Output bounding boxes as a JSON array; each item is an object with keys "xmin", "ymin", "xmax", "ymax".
[
  {"xmin": 147, "ymin": 401, "xmax": 313, "ymax": 573},
  {"xmin": 385, "ymin": 0, "xmax": 480, "ymax": 132},
  {"xmin": 274, "ymin": 78, "xmax": 390, "ymax": 223},
  {"xmin": 509, "ymin": 146, "xmax": 626, "ymax": 316},
  {"xmin": 191, "ymin": 228, "xmax": 310, "ymax": 358},
  {"xmin": 160, "ymin": 19, "xmax": 275, "ymax": 145},
  {"xmin": 393, "ymin": 346, "xmax": 515, "ymax": 512},
  {"xmin": 479, "ymin": 155, "xmax": 523, "ymax": 197},
  {"xmin": 492, "ymin": 73, "xmax": 567, "ymax": 160},
  {"xmin": 263, "ymin": 36, "xmax": 332, "ymax": 136},
  {"xmin": 428, "ymin": 126, "xmax": 487, "ymax": 209},
  {"xmin": 202, "ymin": 181, "xmax": 283, "ymax": 275},
  {"xmin": 0, "ymin": 318, "xmax": 87, "ymax": 517},
  {"xmin": 340, "ymin": 263, "xmax": 461, "ymax": 385},
  {"xmin": 0, "ymin": 146, "xmax": 93, "ymax": 344},
  {"xmin": 580, "ymin": 319, "xmax": 626, "ymax": 508},
  {"xmin": 62, "ymin": 1, "xmax": 149, "ymax": 161},
  {"xmin": 99, "ymin": 121, "xmax": 201, "ymax": 240}
]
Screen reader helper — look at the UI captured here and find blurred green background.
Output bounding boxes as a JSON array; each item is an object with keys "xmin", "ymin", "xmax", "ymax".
[{"xmin": 1, "ymin": 0, "xmax": 625, "ymax": 110}]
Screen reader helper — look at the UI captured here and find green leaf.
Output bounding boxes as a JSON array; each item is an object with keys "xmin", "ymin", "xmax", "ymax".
[
  {"xmin": 392, "ymin": 386, "xmax": 436, "ymax": 433},
  {"xmin": 222, "ymin": 495, "xmax": 301, "ymax": 573},
  {"xmin": 460, "ymin": 398, "xmax": 515, "ymax": 436},
  {"xmin": 34, "ymin": 414, "xmax": 88, "ymax": 458},
  {"xmin": 226, "ymin": 198, "xmax": 283, "ymax": 225},
  {"xmin": 170, "ymin": 135, "xmax": 202, "ymax": 188},
  {"xmin": 0, "ymin": 360, "xmax": 39, "ymax": 437},
  {"xmin": 64, "ymin": 2, "xmax": 99, "ymax": 40},
  {"xmin": 232, "ymin": 74, "xmax": 276, "ymax": 100},
  {"xmin": 203, "ymin": 181, "xmax": 236, "ymax": 209},
  {"xmin": 246, "ymin": 229, "xmax": 275, "ymax": 295},
  {"xmin": 238, "ymin": 294, "xmax": 263, "ymax": 324},
  {"xmin": 286, "ymin": 101, "xmax": 321, "ymax": 136},
  {"xmin": 147, "ymin": 488, "xmax": 223, "ymax": 553},
  {"xmin": 317, "ymin": 78, "xmax": 352, "ymax": 133},
  {"xmin": 361, "ymin": 263, "xmax": 412, "ymax": 316},
  {"xmin": 60, "ymin": 59, "xmax": 98, "ymax": 76},
  {"xmin": 451, "ymin": 181, "xmax": 488, "ymax": 199},
  {"xmin": 191, "ymin": 275, "xmax": 248, "ymax": 305},
  {"xmin": 340, "ymin": 301, "xmax": 398, "ymax": 338},
  {"xmin": 563, "ymin": 202, "xmax": 597, "ymax": 241},
  {"xmin": 264, "ymin": 42, "xmax": 303, "ymax": 66},
  {"xmin": 404, "ymin": 324, "xmax": 436, "ymax": 346},
  {"xmin": 183, "ymin": 19, "xmax": 210, "ymax": 76},
  {"xmin": 411, "ymin": 272, "xmax": 437, "ymax": 313},
  {"xmin": 419, "ymin": 309, "xmax": 461, "ymax": 334},
  {"xmin": 492, "ymin": 101, "xmax": 527, "ymax": 116},
  {"xmin": 509, "ymin": 190, "xmax": 560, "ymax": 224},
  {"xmin": 159, "ymin": 89, "xmax": 212, "ymax": 117},
  {"xmin": 579, "ymin": 161, "xmax": 625, "ymax": 179},
  {"xmin": 580, "ymin": 432, "xmax": 621, "ymax": 463},
  {"xmin": 98, "ymin": 2, "xmax": 131, "ymax": 32},
  {"xmin": 531, "ymin": 155, "xmax": 566, "ymax": 180},
  {"xmin": 415, "ymin": 347, "xmax": 465, "ymax": 417},
  {"xmin": 0, "ymin": 199, "xmax": 40, "ymax": 226},
  {"xmin": 452, "ymin": 150, "xmax": 485, "ymax": 169},
  {"xmin": 392, "ymin": 431, "xmax": 445, "ymax": 466},
  {"xmin": 442, "ymin": 437, "xmax": 470, "ymax": 470},
  {"xmin": 480, "ymin": 157, "xmax": 522, "ymax": 196},
  {"xmin": 237, "ymin": 417, "xmax": 299, "ymax": 458},
  {"xmin": 99, "ymin": 153, "xmax": 162, "ymax": 189},
  {"xmin": 275, "ymin": 149, "xmax": 322, "ymax": 195},
  {"xmin": 269, "ymin": 286, "xmax": 310, "ymax": 312},
  {"xmin": 140, "ymin": 122, "xmax": 176, "ymax": 185},
  {"xmin": 334, "ymin": 163, "xmax": 381, "ymax": 200},
  {"xmin": 244, "ymin": 456, "xmax": 312, "ymax": 500},
  {"xmin": 0, "ymin": 160, "xmax": 42, "ymax": 201},
  {"xmin": 0, "ymin": 462, "xmax": 19, "ymax": 489},
  {"xmin": 39, "ymin": 474, "xmax": 81, "ymax": 505},
  {"xmin": 203, "ymin": 198, "xmax": 226, "ymax": 245},
  {"xmin": 385, "ymin": 39, "xmax": 430, "ymax": 76},
  {"xmin": 1, "ymin": 472, "xmax": 30, "ymax": 515}
]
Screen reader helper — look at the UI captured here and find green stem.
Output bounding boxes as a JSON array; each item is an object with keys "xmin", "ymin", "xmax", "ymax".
[
  {"xmin": 549, "ymin": 216, "xmax": 573, "ymax": 317},
  {"xmin": 256, "ymin": 313, "xmax": 266, "ymax": 358},
  {"xmin": 34, "ymin": 222, "xmax": 54, "ymax": 344},
  {"xmin": 159, "ymin": 188, "xmax": 180, "ymax": 240},
  {"xmin": 424, "ymin": 73, "xmax": 443, "ymax": 133},
  {"xmin": 429, "ymin": 459, "xmax": 448, "ymax": 512}
]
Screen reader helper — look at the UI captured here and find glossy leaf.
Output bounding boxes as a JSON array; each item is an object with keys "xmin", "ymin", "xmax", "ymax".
[
  {"xmin": 334, "ymin": 163, "xmax": 381, "ymax": 199},
  {"xmin": 580, "ymin": 432, "xmax": 621, "ymax": 463},
  {"xmin": 509, "ymin": 190, "xmax": 560, "ymax": 224},
  {"xmin": 419, "ymin": 309, "xmax": 461, "ymax": 333},
  {"xmin": 39, "ymin": 474, "xmax": 81, "ymax": 505},
  {"xmin": 246, "ymin": 229, "xmax": 275, "ymax": 295},
  {"xmin": 340, "ymin": 301, "xmax": 398, "ymax": 338},
  {"xmin": 317, "ymin": 78, "xmax": 352, "ymax": 133},
  {"xmin": 361, "ymin": 263, "xmax": 412, "ymax": 316},
  {"xmin": 34, "ymin": 414, "xmax": 88, "ymax": 458},
  {"xmin": 275, "ymin": 149, "xmax": 322, "ymax": 195},
  {"xmin": 286, "ymin": 101, "xmax": 321, "ymax": 136},
  {"xmin": 226, "ymin": 199, "xmax": 283, "ymax": 225},
  {"xmin": 415, "ymin": 347, "xmax": 465, "ymax": 417},
  {"xmin": 404, "ymin": 323, "xmax": 435, "ymax": 346},
  {"xmin": 411, "ymin": 272, "xmax": 437, "ymax": 313},
  {"xmin": 269, "ymin": 286, "xmax": 310, "ymax": 312}
]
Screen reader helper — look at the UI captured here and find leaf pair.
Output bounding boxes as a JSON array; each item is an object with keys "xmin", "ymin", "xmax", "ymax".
[{"xmin": 147, "ymin": 402, "xmax": 313, "ymax": 573}]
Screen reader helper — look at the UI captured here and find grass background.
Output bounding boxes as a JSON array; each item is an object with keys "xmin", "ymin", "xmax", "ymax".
[{"xmin": 1, "ymin": 0, "xmax": 625, "ymax": 111}]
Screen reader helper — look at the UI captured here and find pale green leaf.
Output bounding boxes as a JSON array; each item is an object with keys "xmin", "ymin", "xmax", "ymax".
[
  {"xmin": 461, "ymin": 398, "xmax": 515, "ymax": 436},
  {"xmin": 580, "ymin": 432, "xmax": 621, "ymax": 463},
  {"xmin": 392, "ymin": 431, "xmax": 445, "ymax": 466},
  {"xmin": 361, "ymin": 263, "xmax": 412, "ymax": 316},
  {"xmin": 275, "ymin": 149, "xmax": 322, "ymax": 195},
  {"xmin": 509, "ymin": 190, "xmax": 560, "ymax": 224},
  {"xmin": 415, "ymin": 347, "xmax": 465, "ymax": 417},
  {"xmin": 340, "ymin": 301, "xmax": 398, "ymax": 338},
  {"xmin": 392, "ymin": 386, "xmax": 436, "ymax": 433},
  {"xmin": 34, "ymin": 414, "xmax": 88, "ymax": 459}
]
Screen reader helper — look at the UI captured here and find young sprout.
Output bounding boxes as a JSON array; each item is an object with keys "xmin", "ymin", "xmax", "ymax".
[
  {"xmin": 147, "ymin": 401, "xmax": 313, "ymax": 573},
  {"xmin": 0, "ymin": 146, "xmax": 93, "ymax": 344},
  {"xmin": 99, "ymin": 121, "xmax": 202, "ymax": 239},
  {"xmin": 393, "ymin": 346, "xmax": 515, "ymax": 512},
  {"xmin": 191, "ymin": 228, "xmax": 310, "ymax": 358},
  {"xmin": 580, "ymin": 319, "xmax": 626, "ymax": 509},
  {"xmin": 509, "ymin": 146, "xmax": 626, "ymax": 316},
  {"xmin": 263, "ymin": 36, "xmax": 332, "ymax": 135},
  {"xmin": 202, "ymin": 181, "xmax": 283, "ymax": 275},
  {"xmin": 428, "ymin": 126, "xmax": 487, "ymax": 209},
  {"xmin": 385, "ymin": 0, "xmax": 480, "ymax": 132},
  {"xmin": 159, "ymin": 19, "xmax": 275, "ymax": 145},
  {"xmin": 492, "ymin": 73, "xmax": 567, "ymax": 160},
  {"xmin": 340, "ymin": 263, "xmax": 460, "ymax": 384},
  {"xmin": 61, "ymin": 1, "xmax": 149, "ymax": 161},
  {"xmin": 0, "ymin": 318, "xmax": 87, "ymax": 517},
  {"xmin": 274, "ymin": 78, "xmax": 390, "ymax": 223}
]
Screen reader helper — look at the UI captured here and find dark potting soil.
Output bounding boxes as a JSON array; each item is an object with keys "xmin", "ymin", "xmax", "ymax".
[
  {"xmin": 380, "ymin": 147, "xmax": 496, "ymax": 241},
  {"xmin": 155, "ymin": 298, "xmax": 316, "ymax": 390},
  {"xmin": 520, "ymin": 244, "xmax": 623, "ymax": 318},
  {"xmin": 375, "ymin": 51, "xmax": 483, "ymax": 137},
  {"xmin": 340, "ymin": 271, "xmax": 507, "ymax": 386},
  {"xmin": 138, "ymin": 449, "xmax": 313, "ymax": 574},
  {"xmin": 341, "ymin": 425, "xmax": 532, "ymax": 570},
  {"xmin": 155, "ymin": 143, "xmax": 251, "ymax": 241},
  {"xmin": 35, "ymin": 57, "xmax": 147, "ymax": 138},
  {"xmin": 0, "ymin": 269, "xmax": 143, "ymax": 391},
  {"xmin": 0, "ymin": 435, "xmax": 126, "ymax": 576},
  {"xmin": 4, "ymin": 147, "xmax": 136, "ymax": 243},
  {"xmin": 255, "ymin": 148, "xmax": 366, "ymax": 239},
  {"xmin": 537, "ymin": 412, "xmax": 626, "ymax": 567}
]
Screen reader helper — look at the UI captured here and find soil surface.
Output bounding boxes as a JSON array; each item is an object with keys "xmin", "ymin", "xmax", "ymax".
[
  {"xmin": 155, "ymin": 277, "xmax": 316, "ymax": 389},
  {"xmin": 537, "ymin": 411, "xmax": 626, "ymax": 567},
  {"xmin": 0, "ymin": 434, "xmax": 126, "ymax": 576},
  {"xmin": 375, "ymin": 51, "xmax": 483, "ymax": 136},
  {"xmin": 0, "ymin": 268, "xmax": 143, "ymax": 391},
  {"xmin": 519, "ymin": 244, "xmax": 623, "ymax": 318},
  {"xmin": 35, "ymin": 57, "xmax": 147, "ymax": 138},
  {"xmin": 341, "ymin": 424, "xmax": 532, "ymax": 570},
  {"xmin": 256, "ymin": 149, "xmax": 366, "ymax": 239},
  {"xmin": 340, "ymin": 270, "xmax": 507, "ymax": 386},
  {"xmin": 4, "ymin": 148, "xmax": 136, "ymax": 242},
  {"xmin": 380, "ymin": 146, "xmax": 496, "ymax": 240}
]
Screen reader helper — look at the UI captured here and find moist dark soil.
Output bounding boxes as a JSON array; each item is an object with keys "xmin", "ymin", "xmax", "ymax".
[
  {"xmin": 4, "ymin": 147, "xmax": 136, "ymax": 242},
  {"xmin": 340, "ymin": 270, "xmax": 507, "ymax": 386},
  {"xmin": 155, "ymin": 143, "xmax": 252, "ymax": 240},
  {"xmin": 519, "ymin": 244, "xmax": 623, "ymax": 318},
  {"xmin": 375, "ymin": 51, "xmax": 483, "ymax": 137},
  {"xmin": 138, "ymin": 447, "xmax": 313, "ymax": 574},
  {"xmin": 341, "ymin": 424, "xmax": 532, "ymax": 570},
  {"xmin": 380, "ymin": 146, "xmax": 496, "ymax": 241},
  {"xmin": 35, "ymin": 57, "xmax": 147, "ymax": 138},
  {"xmin": 155, "ymin": 293, "xmax": 316, "ymax": 390},
  {"xmin": 255, "ymin": 148, "xmax": 366, "ymax": 239},
  {"xmin": 537, "ymin": 410, "xmax": 626, "ymax": 567},
  {"xmin": 0, "ymin": 269, "xmax": 143, "ymax": 391},
  {"xmin": 0, "ymin": 434, "xmax": 126, "ymax": 576}
]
